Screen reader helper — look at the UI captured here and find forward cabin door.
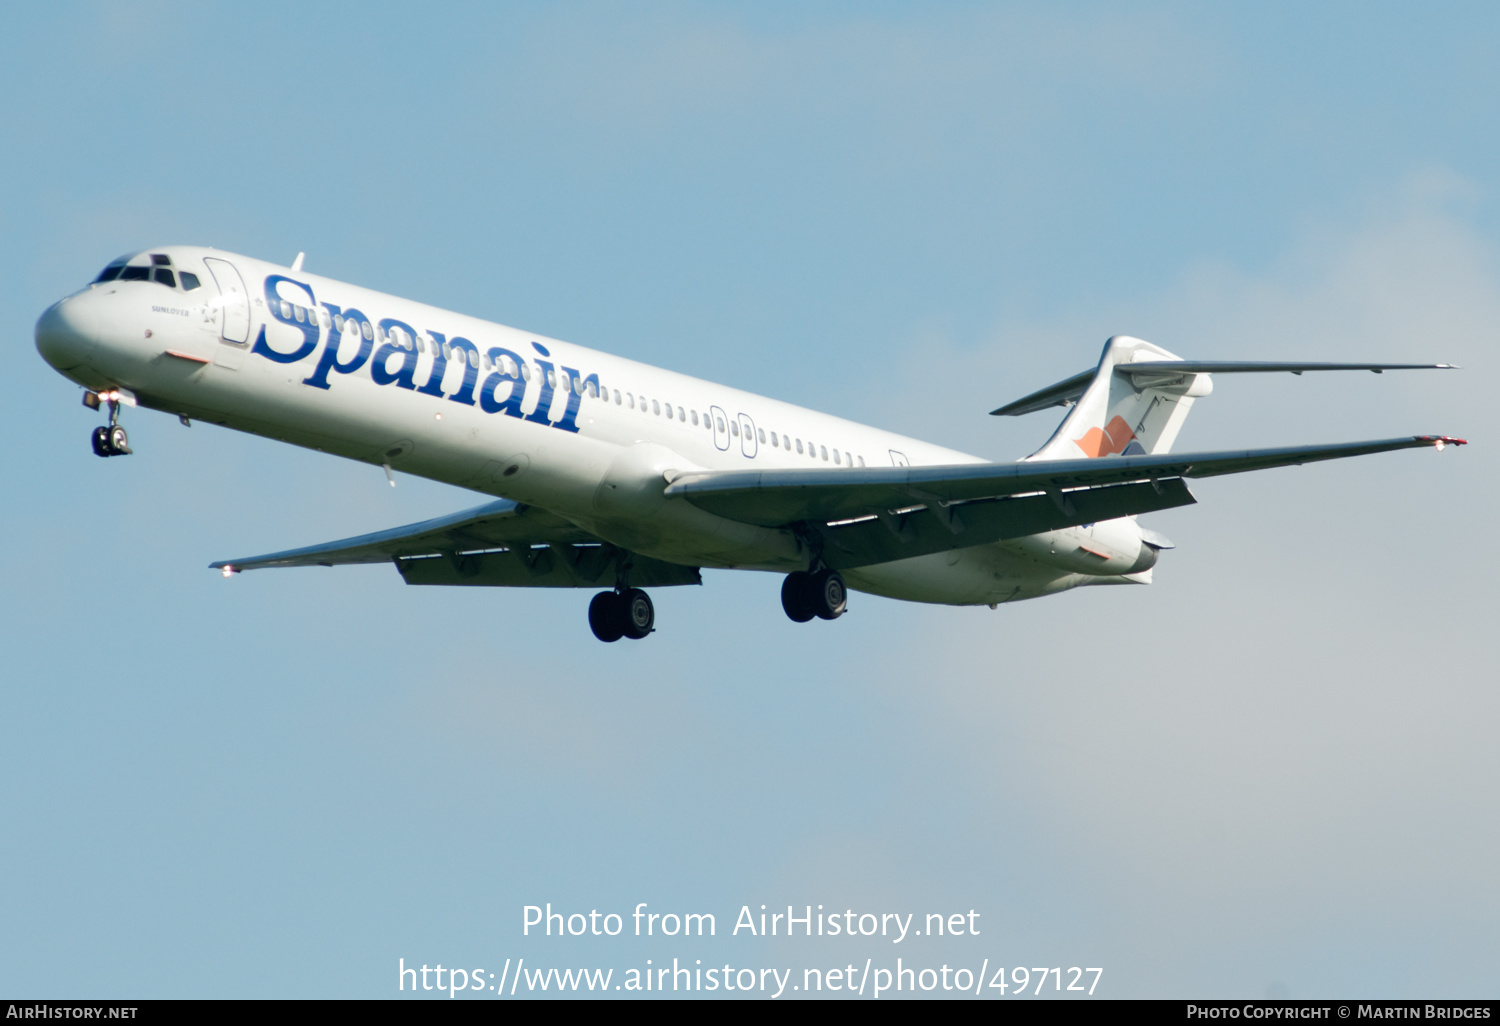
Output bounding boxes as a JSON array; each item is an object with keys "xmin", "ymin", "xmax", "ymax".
[
  {"xmin": 710, "ymin": 405, "xmax": 730, "ymax": 451},
  {"xmin": 203, "ymin": 257, "xmax": 251, "ymax": 345}
]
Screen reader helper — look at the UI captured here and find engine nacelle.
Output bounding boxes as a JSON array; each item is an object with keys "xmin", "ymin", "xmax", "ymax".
[{"xmin": 1006, "ymin": 517, "xmax": 1159, "ymax": 576}]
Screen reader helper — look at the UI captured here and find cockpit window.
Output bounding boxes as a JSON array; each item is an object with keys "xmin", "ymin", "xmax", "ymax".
[{"xmin": 94, "ymin": 253, "xmax": 202, "ymax": 292}]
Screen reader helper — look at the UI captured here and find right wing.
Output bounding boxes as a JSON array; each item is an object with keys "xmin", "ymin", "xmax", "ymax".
[{"xmin": 211, "ymin": 499, "xmax": 701, "ymax": 589}]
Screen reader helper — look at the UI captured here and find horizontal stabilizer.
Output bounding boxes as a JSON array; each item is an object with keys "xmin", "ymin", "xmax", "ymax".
[{"xmin": 993, "ymin": 360, "xmax": 1456, "ymax": 416}]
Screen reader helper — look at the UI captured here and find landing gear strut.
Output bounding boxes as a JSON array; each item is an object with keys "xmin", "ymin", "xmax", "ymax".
[
  {"xmin": 781, "ymin": 568, "xmax": 847, "ymax": 623},
  {"xmin": 589, "ymin": 587, "xmax": 654, "ymax": 642},
  {"xmin": 87, "ymin": 391, "xmax": 131, "ymax": 457}
]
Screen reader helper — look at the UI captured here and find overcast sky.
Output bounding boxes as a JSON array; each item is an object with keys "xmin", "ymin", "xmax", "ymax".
[{"xmin": 2, "ymin": 2, "xmax": 1495, "ymax": 999}]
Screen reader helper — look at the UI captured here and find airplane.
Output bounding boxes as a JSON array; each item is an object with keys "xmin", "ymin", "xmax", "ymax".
[{"xmin": 34, "ymin": 246, "xmax": 1465, "ymax": 642}]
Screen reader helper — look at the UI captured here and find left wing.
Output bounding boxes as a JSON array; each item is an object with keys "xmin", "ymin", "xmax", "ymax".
[
  {"xmin": 663, "ymin": 434, "xmax": 1463, "ymax": 571},
  {"xmin": 211, "ymin": 499, "xmax": 701, "ymax": 588},
  {"xmin": 666, "ymin": 435, "xmax": 1466, "ymax": 527}
]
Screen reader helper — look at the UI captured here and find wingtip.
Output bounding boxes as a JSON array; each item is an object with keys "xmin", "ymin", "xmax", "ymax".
[{"xmin": 1419, "ymin": 435, "xmax": 1468, "ymax": 450}]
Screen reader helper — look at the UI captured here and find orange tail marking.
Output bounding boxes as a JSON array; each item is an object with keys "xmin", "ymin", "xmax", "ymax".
[{"xmin": 1073, "ymin": 415, "xmax": 1137, "ymax": 458}]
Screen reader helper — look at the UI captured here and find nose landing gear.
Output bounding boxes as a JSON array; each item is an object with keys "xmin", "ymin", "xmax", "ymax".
[
  {"xmin": 588, "ymin": 587, "xmax": 655, "ymax": 642},
  {"xmin": 781, "ymin": 568, "xmax": 847, "ymax": 623},
  {"xmin": 85, "ymin": 390, "xmax": 132, "ymax": 457}
]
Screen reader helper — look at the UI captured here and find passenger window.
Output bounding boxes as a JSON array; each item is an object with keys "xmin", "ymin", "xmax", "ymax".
[
  {"xmin": 520, "ymin": 362, "xmax": 531, "ymax": 379},
  {"xmin": 677, "ymin": 406, "xmax": 685, "ymax": 421},
  {"xmin": 730, "ymin": 421, "xmax": 739, "ymax": 436},
  {"xmin": 771, "ymin": 433, "xmax": 778, "ymax": 447},
  {"xmin": 821, "ymin": 446, "xmax": 828, "ymax": 460},
  {"xmin": 334, "ymin": 315, "xmax": 345, "ymax": 332},
  {"xmin": 120, "ymin": 266, "xmax": 149, "ymax": 281},
  {"xmin": 178, "ymin": 271, "xmax": 200, "ymax": 290},
  {"xmin": 361, "ymin": 321, "xmax": 374, "ymax": 340},
  {"xmin": 293, "ymin": 305, "xmax": 305, "ymax": 323},
  {"xmin": 858, "ymin": 455, "xmax": 865, "ymax": 467},
  {"xmin": 717, "ymin": 417, "xmax": 726, "ymax": 432},
  {"xmin": 796, "ymin": 439, "xmax": 803, "ymax": 454},
  {"xmin": 834, "ymin": 450, "xmax": 841, "ymax": 465},
  {"xmin": 614, "ymin": 390, "xmax": 622, "ymax": 405},
  {"xmin": 758, "ymin": 428, "xmax": 766, "ymax": 443},
  {"xmin": 153, "ymin": 268, "xmax": 176, "ymax": 287},
  {"xmin": 691, "ymin": 410, "xmax": 698, "ymax": 426},
  {"xmin": 652, "ymin": 400, "xmax": 660, "ymax": 415},
  {"xmin": 627, "ymin": 393, "xmax": 634, "ymax": 409}
]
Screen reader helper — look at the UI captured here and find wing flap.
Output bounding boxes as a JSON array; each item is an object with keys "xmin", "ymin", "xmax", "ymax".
[
  {"xmin": 820, "ymin": 478, "xmax": 1197, "ymax": 571},
  {"xmin": 396, "ymin": 547, "xmax": 701, "ymax": 589}
]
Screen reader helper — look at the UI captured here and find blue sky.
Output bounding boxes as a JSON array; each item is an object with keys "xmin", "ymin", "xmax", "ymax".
[{"xmin": 2, "ymin": 2, "xmax": 1495, "ymax": 998}]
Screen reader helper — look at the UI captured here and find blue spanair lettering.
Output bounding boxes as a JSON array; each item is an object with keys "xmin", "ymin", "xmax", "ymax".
[
  {"xmin": 446, "ymin": 337, "xmax": 481, "ymax": 406},
  {"xmin": 416, "ymin": 330, "xmax": 449, "ymax": 398},
  {"xmin": 303, "ymin": 304, "xmax": 374, "ymax": 389},
  {"xmin": 551, "ymin": 367, "xmax": 594, "ymax": 434},
  {"xmin": 371, "ymin": 317, "xmax": 421, "ymax": 390},
  {"xmin": 479, "ymin": 347, "xmax": 527, "ymax": 417},
  {"xmin": 278, "ymin": 292, "xmax": 600, "ymax": 428},
  {"xmin": 253, "ymin": 275, "xmax": 322, "ymax": 364},
  {"xmin": 524, "ymin": 358, "xmax": 558, "ymax": 425}
]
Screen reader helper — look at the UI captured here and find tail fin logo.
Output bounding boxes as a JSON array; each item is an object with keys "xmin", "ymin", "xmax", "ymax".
[{"xmin": 1074, "ymin": 415, "xmax": 1137, "ymax": 457}]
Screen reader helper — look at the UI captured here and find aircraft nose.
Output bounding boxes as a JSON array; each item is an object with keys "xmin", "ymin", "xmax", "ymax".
[{"xmin": 35, "ymin": 293, "xmax": 100, "ymax": 371}]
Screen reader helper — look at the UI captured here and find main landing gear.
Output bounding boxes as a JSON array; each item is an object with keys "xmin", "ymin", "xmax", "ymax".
[
  {"xmin": 85, "ymin": 391, "xmax": 131, "ymax": 457},
  {"xmin": 781, "ymin": 568, "xmax": 847, "ymax": 623},
  {"xmin": 589, "ymin": 588, "xmax": 655, "ymax": 643}
]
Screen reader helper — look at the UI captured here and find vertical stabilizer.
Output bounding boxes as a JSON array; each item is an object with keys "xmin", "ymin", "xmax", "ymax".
[{"xmin": 1025, "ymin": 336, "xmax": 1211, "ymax": 461}]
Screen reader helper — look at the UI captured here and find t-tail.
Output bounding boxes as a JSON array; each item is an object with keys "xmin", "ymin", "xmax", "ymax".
[{"xmin": 991, "ymin": 335, "xmax": 1456, "ymax": 462}]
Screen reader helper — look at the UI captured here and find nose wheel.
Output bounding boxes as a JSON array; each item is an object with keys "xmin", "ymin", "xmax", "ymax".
[
  {"xmin": 781, "ymin": 568, "xmax": 847, "ymax": 622},
  {"xmin": 87, "ymin": 392, "xmax": 132, "ymax": 457},
  {"xmin": 588, "ymin": 588, "xmax": 655, "ymax": 642}
]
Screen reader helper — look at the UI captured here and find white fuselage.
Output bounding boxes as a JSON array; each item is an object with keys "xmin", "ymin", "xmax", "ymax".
[{"xmin": 35, "ymin": 246, "xmax": 1152, "ymax": 605}]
